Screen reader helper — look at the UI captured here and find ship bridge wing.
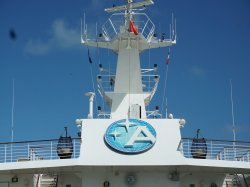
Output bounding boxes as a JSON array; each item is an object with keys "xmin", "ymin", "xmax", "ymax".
[
  {"xmin": 81, "ymin": 37, "xmax": 176, "ymax": 53},
  {"xmin": 81, "ymin": 39, "xmax": 114, "ymax": 50},
  {"xmin": 105, "ymin": 0, "xmax": 154, "ymax": 13},
  {"xmin": 139, "ymin": 38, "xmax": 176, "ymax": 51}
]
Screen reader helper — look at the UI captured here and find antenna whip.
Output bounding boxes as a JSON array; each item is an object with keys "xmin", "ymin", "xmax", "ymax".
[{"xmin": 11, "ymin": 79, "xmax": 15, "ymax": 142}]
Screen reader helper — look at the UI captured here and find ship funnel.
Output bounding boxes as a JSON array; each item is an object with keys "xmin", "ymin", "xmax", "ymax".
[{"xmin": 85, "ymin": 92, "xmax": 95, "ymax": 119}]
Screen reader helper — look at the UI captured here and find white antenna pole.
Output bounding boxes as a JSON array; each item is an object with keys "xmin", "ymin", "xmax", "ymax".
[
  {"xmin": 10, "ymin": 79, "xmax": 15, "ymax": 162},
  {"xmin": 83, "ymin": 12, "xmax": 88, "ymax": 36},
  {"xmin": 81, "ymin": 18, "xmax": 83, "ymax": 40},
  {"xmin": 172, "ymin": 13, "xmax": 174, "ymax": 39},
  {"xmin": 174, "ymin": 18, "xmax": 177, "ymax": 41},
  {"xmin": 169, "ymin": 24, "xmax": 171, "ymax": 41},
  {"xmin": 230, "ymin": 79, "xmax": 236, "ymax": 142},
  {"xmin": 96, "ymin": 22, "xmax": 98, "ymax": 38},
  {"xmin": 230, "ymin": 79, "xmax": 236, "ymax": 159},
  {"xmin": 84, "ymin": 12, "xmax": 86, "ymax": 33},
  {"xmin": 11, "ymin": 79, "xmax": 15, "ymax": 142},
  {"xmin": 161, "ymin": 48, "xmax": 170, "ymax": 118},
  {"xmin": 165, "ymin": 64, "xmax": 169, "ymax": 118},
  {"xmin": 166, "ymin": 48, "xmax": 170, "ymax": 118}
]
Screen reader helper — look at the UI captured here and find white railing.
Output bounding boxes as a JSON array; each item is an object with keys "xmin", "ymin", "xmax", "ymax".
[
  {"xmin": 97, "ymin": 74, "xmax": 116, "ymax": 92},
  {"xmin": 178, "ymin": 138, "xmax": 250, "ymax": 162},
  {"xmin": 102, "ymin": 13, "xmax": 155, "ymax": 41},
  {"xmin": 0, "ymin": 138, "xmax": 81, "ymax": 163},
  {"xmin": 146, "ymin": 110, "xmax": 162, "ymax": 119},
  {"xmin": 97, "ymin": 73, "xmax": 159, "ymax": 93}
]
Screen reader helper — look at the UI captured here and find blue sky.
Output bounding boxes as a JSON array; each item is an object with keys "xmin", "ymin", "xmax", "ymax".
[{"xmin": 0, "ymin": 0, "xmax": 249, "ymax": 142}]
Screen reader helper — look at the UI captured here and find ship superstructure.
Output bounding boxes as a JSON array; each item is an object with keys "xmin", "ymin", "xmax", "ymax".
[{"xmin": 0, "ymin": 1, "xmax": 250, "ymax": 187}]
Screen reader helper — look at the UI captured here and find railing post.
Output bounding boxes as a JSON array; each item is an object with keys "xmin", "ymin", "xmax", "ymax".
[
  {"xmin": 210, "ymin": 140, "xmax": 213, "ymax": 159},
  {"xmin": 109, "ymin": 18, "xmax": 117, "ymax": 35},
  {"xmin": 4, "ymin": 144, "xmax": 7, "ymax": 163},
  {"xmin": 223, "ymin": 148, "xmax": 226, "ymax": 160},
  {"xmin": 73, "ymin": 139, "xmax": 76, "ymax": 158},
  {"xmin": 10, "ymin": 143, "xmax": 13, "ymax": 162},
  {"xmin": 28, "ymin": 143, "xmax": 30, "ymax": 159},
  {"xmin": 141, "ymin": 19, "xmax": 149, "ymax": 37},
  {"xmin": 50, "ymin": 141, "xmax": 53, "ymax": 160}
]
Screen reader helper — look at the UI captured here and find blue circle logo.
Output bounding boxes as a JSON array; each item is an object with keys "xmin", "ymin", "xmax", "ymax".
[{"xmin": 104, "ymin": 119, "xmax": 156, "ymax": 154}]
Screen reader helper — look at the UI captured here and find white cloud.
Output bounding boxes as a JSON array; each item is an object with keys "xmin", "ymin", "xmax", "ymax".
[
  {"xmin": 25, "ymin": 39, "xmax": 51, "ymax": 55},
  {"xmin": 188, "ymin": 66, "xmax": 206, "ymax": 77},
  {"xmin": 52, "ymin": 20, "xmax": 79, "ymax": 48},
  {"xmin": 25, "ymin": 19, "xmax": 79, "ymax": 55}
]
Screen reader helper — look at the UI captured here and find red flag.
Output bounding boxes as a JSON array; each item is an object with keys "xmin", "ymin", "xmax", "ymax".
[
  {"xmin": 166, "ymin": 51, "xmax": 170, "ymax": 64},
  {"xmin": 129, "ymin": 20, "xmax": 138, "ymax": 35}
]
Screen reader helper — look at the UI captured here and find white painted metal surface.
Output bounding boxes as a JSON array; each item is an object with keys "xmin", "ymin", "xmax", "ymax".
[{"xmin": 79, "ymin": 119, "xmax": 183, "ymax": 165}]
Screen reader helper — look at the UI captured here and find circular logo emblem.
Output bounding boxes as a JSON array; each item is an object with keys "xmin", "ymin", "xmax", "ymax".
[{"xmin": 104, "ymin": 119, "xmax": 156, "ymax": 154}]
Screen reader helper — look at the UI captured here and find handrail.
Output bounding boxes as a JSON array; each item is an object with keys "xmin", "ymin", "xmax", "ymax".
[
  {"xmin": 0, "ymin": 138, "xmax": 81, "ymax": 145},
  {"xmin": 181, "ymin": 137, "xmax": 250, "ymax": 144},
  {"xmin": 178, "ymin": 138, "xmax": 250, "ymax": 162},
  {"xmin": 0, "ymin": 138, "xmax": 81, "ymax": 163},
  {"xmin": 101, "ymin": 12, "xmax": 155, "ymax": 41}
]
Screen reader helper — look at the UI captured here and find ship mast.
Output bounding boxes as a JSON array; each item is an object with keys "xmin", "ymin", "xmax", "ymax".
[{"xmin": 81, "ymin": 0, "xmax": 176, "ymax": 119}]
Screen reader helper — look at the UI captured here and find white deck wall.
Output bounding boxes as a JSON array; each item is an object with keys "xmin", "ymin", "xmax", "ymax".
[{"xmin": 79, "ymin": 119, "xmax": 184, "ymax": 165}]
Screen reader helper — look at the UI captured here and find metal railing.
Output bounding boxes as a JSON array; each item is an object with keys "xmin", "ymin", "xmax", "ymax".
[
  {"xmin": 97, "ymin": 73, "xmax": 159, "ymax": 93},
  {"xmin": 178, "ymin": 138, "xmax": 250, "ymax": 162},
  {"xmin": 0, "ymin": 138, "xmax": 81, "ymax": 163},
  {"xmin": 146, "ymin": 110, "xmax": 162, "ymax": 119},
  {"xmin": 97, "ymin": 74, "xmax": 116, "ymax": 92},
  {"xmin": 102, "ymin": 13, "xmax": 155, "ymax": 41}
]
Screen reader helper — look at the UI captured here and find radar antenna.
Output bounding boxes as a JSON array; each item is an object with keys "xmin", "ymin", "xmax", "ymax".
[{"xmin": 105, "ymin": 0, "xmax": 154, "ymax": 13}]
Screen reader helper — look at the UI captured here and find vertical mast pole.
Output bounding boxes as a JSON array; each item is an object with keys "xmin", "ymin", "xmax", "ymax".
[{"xmin": 126, "ymin": 0, "xmax": 133, "ymax": 30}]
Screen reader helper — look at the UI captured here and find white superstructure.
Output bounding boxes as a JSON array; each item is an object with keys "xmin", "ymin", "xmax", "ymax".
[{"xmin": 0, "ymin": 1, "xmax": 249, "ymax": 187}]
